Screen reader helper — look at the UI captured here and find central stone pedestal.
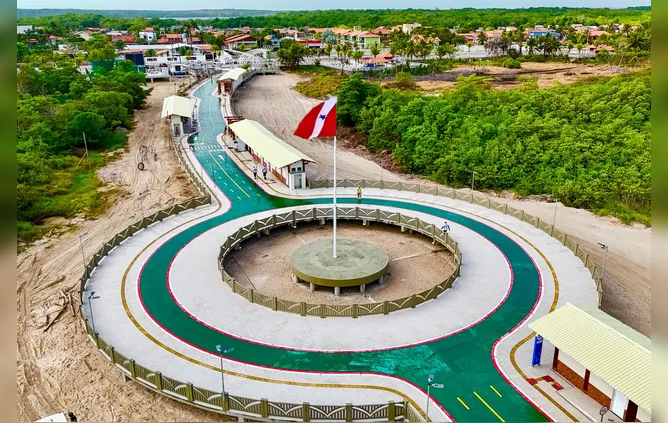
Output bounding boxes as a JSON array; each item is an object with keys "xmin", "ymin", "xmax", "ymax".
[{"xmin": 291, "ymin": 239, "xmax": 390, "ymax": 295}]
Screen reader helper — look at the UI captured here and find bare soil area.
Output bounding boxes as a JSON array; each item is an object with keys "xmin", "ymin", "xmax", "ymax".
[
  {"xmin": 410, "ymin": 62, "xmax": 634, "ymax": 91},
  {"xmin": 16, "ymin": 82, "xmax": 225, "ymax": 422},
  {"xmin": 225, "ymin": 221, "xmax": 456, "ymax": 305},
  {"xmin": 234, "ymin": 72, "xmax": 650, "ymax": 336},
  {"xmin": 233, "ymin": 73, "xmax": 413, "ymax": 182}
]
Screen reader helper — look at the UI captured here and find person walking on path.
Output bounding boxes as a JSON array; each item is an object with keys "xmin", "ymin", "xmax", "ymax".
[
  {"xmin": 262, "ymin": 165, "xmax": 268, "ymax": 180},
  {"xmin": 441, "ymin": 220, "xmax": 450, "ymax": 233},
  {"xmin": 252, "ymin": 165, "xmax": 258, "ymax": 180},
  {"xmin": 357, "ymin": 186, "xmax": 362, "ymax": 203}
]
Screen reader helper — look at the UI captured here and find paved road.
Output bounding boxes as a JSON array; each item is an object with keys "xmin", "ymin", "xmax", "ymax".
[{"xmin": 137, "ymin": 79, "xmax": 548, "ymax": 422}]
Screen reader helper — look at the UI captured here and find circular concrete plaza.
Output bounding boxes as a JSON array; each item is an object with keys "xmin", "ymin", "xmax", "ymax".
[
  {"xmin": 291, "ymin": 239, "xmax": 389, "ymax": 291},
  {"xmin": 79, "ymin": 77, "xmax": 602, "ymax": 423}
]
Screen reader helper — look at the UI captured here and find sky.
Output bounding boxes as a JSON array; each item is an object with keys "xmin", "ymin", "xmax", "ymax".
[{"xmin": 16, "ymin": 1, "xmax": 651, "ymax": 11}]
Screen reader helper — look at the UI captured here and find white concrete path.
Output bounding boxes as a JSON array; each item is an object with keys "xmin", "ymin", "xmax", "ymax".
[
  {"xmin": 168, "ymin": 203, "xmax": 511, "ymax": 352},
  {"xmin": 81, "ymin": 76, "xmax": 599, "ymax": 422}
]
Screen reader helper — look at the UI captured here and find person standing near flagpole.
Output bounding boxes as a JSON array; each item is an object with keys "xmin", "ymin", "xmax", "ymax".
[{"xmin": 294, "ymin": 96, "xmax": 338, "ymax": 258}]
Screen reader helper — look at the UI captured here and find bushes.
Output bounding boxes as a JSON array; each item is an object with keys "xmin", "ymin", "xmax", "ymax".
[
  {"xmin": 17, "ymin": 57, "xmax": 148, "ymax": 244},
  {"xmin": 292, "ymin": 68, "xmax": 348, "ymax": 99},
  {"xmin": 504, "ymin": 58, "xmax": 521, "ymax": 69},
  {"xmin": 337, "ymin": 72, "xmax": 651, "ymax": 224},
  {"xmin": 395, "ymin": 72, "xmax": 415, "ymax": 87}
]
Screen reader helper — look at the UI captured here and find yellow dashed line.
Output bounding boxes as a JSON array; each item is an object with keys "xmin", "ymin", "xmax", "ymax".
[
  {"xmin": 457, "ymin": 397, "xmax": 470, "ymax": 410},
  {"xmin": 474, "ymin": 391, "xmax": 505, "ymax": 422},
  {"xmin": 490, "ymin": 385, "xmax": 503, "ymax": 398},
  {"xmin": 116, "ymin": 118, "xmax": 431, "ymax": 420},
  {"xmin": 208, "ymin": 151, "xmax": 250, "ymax": 198}
]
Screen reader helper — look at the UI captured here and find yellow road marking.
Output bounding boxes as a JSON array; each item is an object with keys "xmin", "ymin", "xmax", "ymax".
[
  {"xmin": 457, "ymin": 397, "xmax": 469, "ymax": 410},
  {"xmin": 208, "ymin": 151, "xmax": 250, "ymax": 198},
  {"xmin": 490, "ymin": 385, "xmax": 502, "ymax": 397},
  {"xmin": 116, "ymin": 107, "xmax": 431, "ymax": 420},
  {"xmin": 206, "ymin": 146, "xmax": 576, "ymax": 420},
  {"xmin": 474, "ymin": 391, "xmax": 505, "ymax": 422}
]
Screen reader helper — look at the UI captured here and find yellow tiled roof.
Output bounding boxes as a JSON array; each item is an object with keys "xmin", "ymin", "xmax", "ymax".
[
  {"xmin": 161, "ymin": 95, "xmax": 192, "ymax": 118},
  {"xmin": 529, "ymin": 303, "xmax": 651, "ymax": 412},
  {"xmin": 218, "ymin": 67, "xmax": 247, "ymax": 82},
  {"xmin": 229, "ymin": 119, "xmax": 315, "ymax": 168}
]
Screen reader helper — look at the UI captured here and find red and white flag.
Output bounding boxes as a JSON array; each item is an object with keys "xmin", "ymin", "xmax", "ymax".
[{"xmin": 294, "ymin": 96, "xmax": 337, "ymax": 139}]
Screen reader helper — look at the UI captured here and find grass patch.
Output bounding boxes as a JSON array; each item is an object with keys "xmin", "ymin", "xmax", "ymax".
[
  {"xmin": 291, "ymin": 66, "xmax": 348, "ymax": 99},
  {"xmin": 595, "ymin": 202, "xmax": 651, "ymax": 227},
  {"xmin": 17, "ymin": 137, "xmax": 128, "ymax": 245},
  {"xmin": 289, "ymin": 65, "xmax": 337, "ymax": 75}
]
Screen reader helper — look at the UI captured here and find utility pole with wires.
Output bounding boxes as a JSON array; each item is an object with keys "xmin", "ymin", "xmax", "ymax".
[
  {"xmin": 79, "ymin": 232, "xmax": 89, "ymax": 270},
  {"xmin": 74, "ymin": 132, "xmax": 93, "ymax": 173}
]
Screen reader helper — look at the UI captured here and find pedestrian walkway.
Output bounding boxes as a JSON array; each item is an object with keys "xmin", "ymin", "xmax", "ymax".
[{"xmin": 81, "ymin": 76, "xmax": 600, "ymax": 422}]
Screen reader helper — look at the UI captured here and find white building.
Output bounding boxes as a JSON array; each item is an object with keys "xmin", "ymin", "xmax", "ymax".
[
  {"xmin": 216, "ymin": 67, "xmax": 249, "ymax": 96},
  {"xmin": 402, "ymin": 22, "xmax": 422, "ymax": 34},
  {"xmin": 17, "ymin": 25, "xmax": 34, "ymax": 34},
  {"xmin": 228, "ymin": 119, "xmax": 315, "ymax": 190},
  {"xmin": 73, "ymin": 31, "xmax": 92, "ymax": 41},
  {"xmin": 161, "ymin": 95, "xmax": 193, "ymax": 137},
  {"xmin": 530, "ymin": 303, "xmax": 650, "ymax": 422},
  {"xmin": 138, "ymin": 28, "xmax": 156, "ymax": 42}
]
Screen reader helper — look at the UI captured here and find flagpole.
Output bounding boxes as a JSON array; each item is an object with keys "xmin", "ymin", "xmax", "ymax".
[{"xmin": 333, "ymin": 135, "xmax": 337, "ymax": 258}]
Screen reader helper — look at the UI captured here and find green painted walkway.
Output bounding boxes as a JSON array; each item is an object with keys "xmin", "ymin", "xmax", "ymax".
[{"xmin": 139, "ymin": 79, "xmax": 549, "ymax": 422}]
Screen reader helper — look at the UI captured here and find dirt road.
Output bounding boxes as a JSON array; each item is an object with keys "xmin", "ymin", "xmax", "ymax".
[
  {"xmin": 233, "ymin": 72, "xmax": 651, "ymax": 337},
  {"xmin": 16, "ymin": 82, "xmax": 223, "ymax": 422},
  {"xmin": 233, "ymin": 73, "xmax": 406, "ymax": 182}
]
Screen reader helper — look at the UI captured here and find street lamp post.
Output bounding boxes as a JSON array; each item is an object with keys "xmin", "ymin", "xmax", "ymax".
[
  {"xmin": 552, "ymin": 198, "xmax": 558, "ymax": 228},
  {"xmin": 425, "ymin": 374, "xmax": 444, "ymax": 421},
  {"xmin": 597, "ymin": 243, "xmax": 609, "ymax": 281},
  {"xmin": 78, "ymin": 232, "xmax": 89, "ymax": 270},
  {"xmin": 88, "ymin": 291, "xmax": 100, "ymax": 334},
  {"xmin": 138, "ymin": 190, "xmax": 150, "ymax": 220},
  {"xmin": 215, "ymin": 345, "xmax": 235, "ymax": 399}
]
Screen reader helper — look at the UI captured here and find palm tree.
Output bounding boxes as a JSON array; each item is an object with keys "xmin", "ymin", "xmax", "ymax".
[
  {"xmin": 434, "ymin": 43, "xmax": 455, "ymax": 74},
  {"xmin": 477, "ymin": 31, "xmax": 488, "ymax": 46},
  {"xmin": 180, "ymin": 19, "xmax": 198, "ymax": 50},
  {"xmin": 626, "ymin": 28, "xmax": 649, "ymax": 51},
  {"xmin": 341, "ymin": 44, "xmax": 351, "ymax": 62},
  {"xmin": 351, "ymin": 49, "xmax": 363, "ymax": 66},
  {"xmin": 526, "ymin": 37, "xmax": 537, "ymax": 56},
  {"xmin": 542, "ymin": 36, "xmax": 560, "ymax": 59},
  {"xmin": 211, "ymin": 44, "xmax": 221, "ymax": 60},
  {"xmin": 114, "ymin": 39, "xmax": 126, "ymax": 51},
  {"xmin": 575, "ymin": 43, "xmax": 584, "ymax": 58},
  {"xmin": 622, "ymin": 23, "xmax": 633, "ymax": 37},
  {"xmin": 370, "ymin": 44, "xmax": 380, "ymax": 58},
  {"xmin": 404, "ymin": 41, "xmax": 418, "ymax": 62}
]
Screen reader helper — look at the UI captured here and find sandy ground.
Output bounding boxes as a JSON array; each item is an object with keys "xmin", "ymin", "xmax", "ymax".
[
  {"xmin": 413, "ymin": 62, "xmax": 634, "ymax": 91},
  {"xmin": 233, "ymin": 74, "xmax": 408, "ymax": 182},
  {"xmin": 233, "ymin": 72, "xmax": 651, "ymax": 336},
  {"xmin": 225, "ymin": 221, "xmax": 455, "ymax": 305},
  {"xmin": 16, "ymin": 82, "xmax": 227, "ymax": 422}
]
